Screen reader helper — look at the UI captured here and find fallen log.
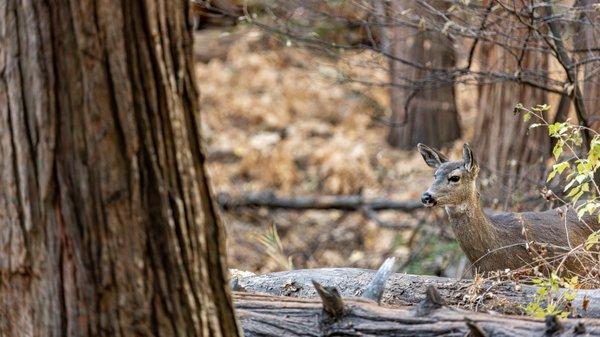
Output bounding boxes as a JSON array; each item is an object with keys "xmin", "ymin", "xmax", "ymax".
[
  {"xmin": 234, "ymin": 291, "xmax": 600, "ymax": 337},
  {"xmin": 234, "ymin": 267, "xmax": 600, "ymax": 318},
  {"xmin": 216, "ymin": 191, "xmax": 424, "ymax": 212}
]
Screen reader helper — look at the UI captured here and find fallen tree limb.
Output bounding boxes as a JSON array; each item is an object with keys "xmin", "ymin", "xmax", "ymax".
[
  {"xmin": 234, "ymin": 267, "xmax": 600, "ymax": 318},
  {"xmin": 234, "ymin": 291, "xmax": 600, "ymax": 337},
  {"xmin": 216, "ymin": 191, "xmax": 541, "ymax": 214},
  {"xmin": 216, "ymin": 191, "xmax": 423, "ymax": 212}
]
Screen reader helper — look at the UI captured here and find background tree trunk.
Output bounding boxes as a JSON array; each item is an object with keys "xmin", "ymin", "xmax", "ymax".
[
  {"xmin": 575, "ymin": 0, "xmax": 600, "ymax": 130},
  {"xmin": 471, "ymin": 5, "xmax": 551, "ymax": 205},
  {"xmin": 386, "ymin": 1, "xmax": 461, "ymax": 149},
  {"xmin": 0, "ymin": 1, "xmax": 239, "ymax": 336}
]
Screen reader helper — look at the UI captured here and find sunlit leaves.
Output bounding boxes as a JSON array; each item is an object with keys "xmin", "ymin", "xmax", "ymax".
[
  {"xmin": 516, "ymin": 102, "xmax": 599, "ymax": 221},
  {"xmin": 526, "ymin": 273, "xmax": 578, "ymax": 318},
  {"xmin": 546, "ymin": 161, "xmax": 569, "ymax": 182},
  {"xmin": 552, "ymin": 140, "xmax": 564, "ymax": 160},
  {"xmin": 586, "ymin": 231, "xmax": 600, "ymax": 250},
  {"xmin": 516, "ymin": 102, "xmax": 598, "ymax": 318}
]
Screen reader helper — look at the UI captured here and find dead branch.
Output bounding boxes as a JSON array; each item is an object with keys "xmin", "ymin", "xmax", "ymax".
[
  {"xmin": 234, "ymin": 267, "xmax": 600, "ymax": 318},
  {"xmin": 216, "ymin": 191, "xmax": 423, "ymax": 212}
]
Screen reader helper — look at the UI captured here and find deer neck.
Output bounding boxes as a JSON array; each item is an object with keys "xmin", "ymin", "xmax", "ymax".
[{"xmin": 444, "ymin": 192, "xmax": 497, "ymax": 262}]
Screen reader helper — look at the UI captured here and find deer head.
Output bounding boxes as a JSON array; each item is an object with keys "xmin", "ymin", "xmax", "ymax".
[{"xmin": 417, "ymin": 143, "xmax": 480, "ymax": 207}]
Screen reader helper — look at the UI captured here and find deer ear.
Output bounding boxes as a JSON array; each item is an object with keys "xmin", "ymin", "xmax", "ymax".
[
  {"xmin": 462, "ymin": 143, "xmax": 478, "ymax": 173},
  {"xmin": 417, "ymin": 143, "xmax": 448, "ymax": 168}
]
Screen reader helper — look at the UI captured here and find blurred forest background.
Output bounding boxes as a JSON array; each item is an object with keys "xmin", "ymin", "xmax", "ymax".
[{"xmin": 192, "ymin": 0, "xmax": 600, "ymax": 277}]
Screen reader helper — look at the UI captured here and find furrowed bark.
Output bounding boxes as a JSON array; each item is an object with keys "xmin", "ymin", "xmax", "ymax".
[
  {"xmin": 0, "ymin": 1, "xmax": 239, "ymax": 336},
  {"xmin": 386, "ymin": 0, "xmax": 461, "ymax": 149},
  {"xmin": 472, "ymin": 1, "xmax": 551, "ymax": 198},
  {"xmin": 235, "ymin": 268, "xmax": 600, "ymax": 318},
  {"xmin": 542, "ymin": 0, "xmax": 591, "ymax": 148}
]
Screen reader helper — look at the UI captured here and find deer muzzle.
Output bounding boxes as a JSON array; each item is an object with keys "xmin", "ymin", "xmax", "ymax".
[{"xmin": 421, "ymin": 192, "xmax": 437, "ymax": 207}]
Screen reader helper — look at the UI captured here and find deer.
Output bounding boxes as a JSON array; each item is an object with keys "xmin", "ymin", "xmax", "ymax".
[{"xmin": 417, "ymin": 143, "xmax": 599, "ymax": 277}]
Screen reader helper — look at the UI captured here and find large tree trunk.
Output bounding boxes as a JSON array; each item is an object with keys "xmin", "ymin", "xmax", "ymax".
[
  {"xmin": 386, "ymin": 1, "xmax": 461, "ymax": 149},
  {"xmin": 0, "ymin": 1, "xmax": 239, "ymax": 336}
]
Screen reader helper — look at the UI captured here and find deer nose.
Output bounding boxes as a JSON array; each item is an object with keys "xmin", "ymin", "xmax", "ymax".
[{"xmin": 421, "ymin": 192, "xmax": 437, "ymax": 206}]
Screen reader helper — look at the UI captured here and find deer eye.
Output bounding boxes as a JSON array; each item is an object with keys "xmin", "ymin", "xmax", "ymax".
[{"xmin": 448, "ymin": 176, "xmax": 460, "ymax": 183}]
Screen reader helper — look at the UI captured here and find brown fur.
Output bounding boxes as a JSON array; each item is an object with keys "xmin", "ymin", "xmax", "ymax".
[{"xmin": 418, "ymin": 143, "xmax": 599, "ymax": 276}]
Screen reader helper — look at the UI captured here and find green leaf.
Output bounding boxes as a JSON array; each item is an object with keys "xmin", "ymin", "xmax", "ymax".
[
  {"xmin": 581, "ymin": 183, "xmax": 590, "ymax": 192},
  {"xmin": 572, "ymin": 190, "xmax": 585, "ymax": 203},
  {"xmin": 564, "ymin": 178, "xmax": 577, "ymax": 191},
  {"xmin": 548, "ymin": 122, "xmax": 565, "ymax": 136},
  {"xmin": 586, "ymin": 231, "xmax": 600, "ymax": 250},
  {"xmin": 547, "ymin": 170, "xmax": 557, "ymax": 182},
  {"xmin": 529, "ymin": 123, "xmax": 542, "ymax": 129},
  {"xmin": 553, "ymin": 141, "xmax": 564, "ymax": 160},
  {"xmin": 577, "ymin": 206, "xmax": 590, "ymax": 218},
  {"xmin": 546, "ymin": 161, "xmax": 569, "ymax": 182},
  {"xmin": 513, "ymin": 103, "xmax": 524, "ymax": 114},
  {"xmin": 567, "ymin": 185, "xmax": 581, "ymax": 198},
  {"xmin": 539, "ymin": 104, "xmax": 551, "ymax": 111},
  {"xmin": 575, "ymin": 174, "xmax": 588, "ymax": 184},
  {"xmin": 555, "ymin": 162, "xmax": 569, "ymax": 173}
]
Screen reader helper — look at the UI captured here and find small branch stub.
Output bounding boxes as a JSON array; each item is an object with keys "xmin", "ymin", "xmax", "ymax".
[
  {"xmin": 414, "ymin": 285, "xmax": 445, "ymax": 317},
  {"xmin": 312, "ymin": 280, "xmax": 345, "ymax": 320},
  {"xmin": 465, "ymin": 318, "xmax": 488, "ymax": 337},
  {"xmin": 361, "ymin": 257, "xmax": 397, "ymax": 303}
]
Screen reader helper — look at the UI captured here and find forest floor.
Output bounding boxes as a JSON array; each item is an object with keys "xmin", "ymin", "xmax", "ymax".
[{"xmin": 195, "ymin": 27, "xmax": 482, "ymax": 276}]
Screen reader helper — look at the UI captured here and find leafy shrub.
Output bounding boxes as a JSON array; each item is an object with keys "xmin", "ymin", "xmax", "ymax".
[
  {"xmin": 515, "ymin": 103, "xmax": 600, "ymax": 316},
  {"xmin": 525, "ymin": 272, "xmax": 578, "ymax": 318},
  {"xmin": 515, "ymin": 103, "xmax": 599, "ymax": 248}
]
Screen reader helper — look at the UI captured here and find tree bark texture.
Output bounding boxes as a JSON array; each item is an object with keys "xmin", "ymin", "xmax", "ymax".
[
  {"xmin": 472, "ymin": 1, "xmax": 551, "ymax": 199},
  {"xmin": 0, "ymin": 1, "xmax": 239, "ymax": 336},
  {"xmin": 574, "ymin": 0, "xmax": 600, "ymax": 130},
  {"xmin": 234, "ymin": 268, "xmax": 600, "ymax": 318},
  {"xmin": 386, "ymin": 0, "xmax": 461, "ymax": 149},
  {"xmin": 234, "ymin": 292, "xmax": 600, "ymax": 337}
]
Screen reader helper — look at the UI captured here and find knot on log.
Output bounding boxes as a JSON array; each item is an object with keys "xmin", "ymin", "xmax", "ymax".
[
  {"xmin": 414, "ymin": 285, "xmax": 445, "ymax": 317},
  {"xmin": 312, "ymin": 280, "xmax": 345, "ymax": 320}
]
